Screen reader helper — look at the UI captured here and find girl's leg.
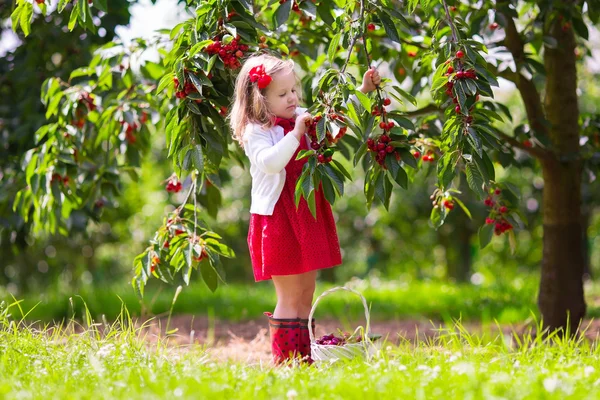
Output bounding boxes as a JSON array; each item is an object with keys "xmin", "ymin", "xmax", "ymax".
[
  {"xmin": 298, "ymin": 271, "xmax": 317, "ymax": 319},
  {"xmin": 272, "ymin": 270, "xmax": 317, "ymax": 318}
]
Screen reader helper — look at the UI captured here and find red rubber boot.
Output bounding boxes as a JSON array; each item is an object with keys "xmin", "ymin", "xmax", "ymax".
[
  {"xmin": 298, "ymin": 317, "xmax": 316, "ymax": 364},
  {"xmin": 264, "ymin": 312, "xmax": 302, "ymax": 365}
]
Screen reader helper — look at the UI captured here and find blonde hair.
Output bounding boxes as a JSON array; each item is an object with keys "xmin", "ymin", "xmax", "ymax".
[{"xmin": 228, "ymin": 53, "xmax": 301, "ymax": 146}]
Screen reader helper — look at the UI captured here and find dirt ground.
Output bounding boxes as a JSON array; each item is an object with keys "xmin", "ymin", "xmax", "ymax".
[{"xmin": 132, "ymin": 314, "xmax": 600, "ymax": 365}]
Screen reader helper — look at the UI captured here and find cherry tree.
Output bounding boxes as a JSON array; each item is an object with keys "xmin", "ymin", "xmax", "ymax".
[{"xmin": 10, "ymin": 0, "xmax": 600, "ymax": 334}]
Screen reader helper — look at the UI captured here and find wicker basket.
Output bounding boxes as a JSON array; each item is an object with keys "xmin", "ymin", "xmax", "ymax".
[{"xmin": 308, "ymin": 286, "xmax": 380, "ymax": 365}]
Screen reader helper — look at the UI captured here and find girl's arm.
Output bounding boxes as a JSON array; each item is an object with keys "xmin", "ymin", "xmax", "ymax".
[{"xmin": 244, "ymin": 126, "xmax": 301, "ymax": 174}]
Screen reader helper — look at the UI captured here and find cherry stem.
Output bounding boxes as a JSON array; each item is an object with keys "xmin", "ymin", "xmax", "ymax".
[{"xmin": 441, "ymin": 0, "xmax": 463, "ymax": 70}]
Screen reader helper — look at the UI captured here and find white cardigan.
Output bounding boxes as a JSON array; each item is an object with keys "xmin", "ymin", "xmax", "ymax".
[{"xmin": 242, "ymin": 106, "xmax": 310, "ymax": 215}]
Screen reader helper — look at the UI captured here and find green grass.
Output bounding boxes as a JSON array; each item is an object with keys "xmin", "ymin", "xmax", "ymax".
[
  {"xmin": 2, "ymin": 301, "xmax": 600, "ymax": 399},
  {"xmin": 1, "ymin": 276, "xmax": 542, "ymax": 324}
]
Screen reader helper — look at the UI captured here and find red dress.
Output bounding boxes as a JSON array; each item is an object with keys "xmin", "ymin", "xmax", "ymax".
[{"xmin": 247, "ymin": 118, "xmax": 343, "ymax": 281}]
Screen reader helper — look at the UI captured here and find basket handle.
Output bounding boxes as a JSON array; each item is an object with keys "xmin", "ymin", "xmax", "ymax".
[{"xmin": 308, "ymin": 286, "xmax": 370, "ymax": 342}]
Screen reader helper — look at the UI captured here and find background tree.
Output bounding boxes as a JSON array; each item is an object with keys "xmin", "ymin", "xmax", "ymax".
[{"xmin": 8, "ymin": 0, "xmax": 600, "ymax": 334}]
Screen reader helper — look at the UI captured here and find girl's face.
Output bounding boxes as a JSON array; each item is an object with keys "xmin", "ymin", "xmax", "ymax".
[{"xmin": 264, "ymin": 69, "xmax": 298, "ymax": 119}]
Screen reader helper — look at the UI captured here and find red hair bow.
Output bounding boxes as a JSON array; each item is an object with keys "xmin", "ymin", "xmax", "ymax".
[{"xmin": 249, "ymin": 64, "xmax": 272, "ymax": 89}]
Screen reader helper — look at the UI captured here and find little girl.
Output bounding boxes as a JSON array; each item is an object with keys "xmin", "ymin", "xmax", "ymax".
[{"xmin": 228, "ymin": 54, "xmax": 380, "ymax": 364}]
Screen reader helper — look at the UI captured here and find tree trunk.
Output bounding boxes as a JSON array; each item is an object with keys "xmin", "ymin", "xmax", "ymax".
[{"xmin": 538, "ymin": 19, "xmax": 586, "ymax": 335}]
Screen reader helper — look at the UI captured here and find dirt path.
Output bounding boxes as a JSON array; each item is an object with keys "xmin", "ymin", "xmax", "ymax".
[{"xmin": 132, "ymin": 314, "xmax": 600, "ymax": 364}]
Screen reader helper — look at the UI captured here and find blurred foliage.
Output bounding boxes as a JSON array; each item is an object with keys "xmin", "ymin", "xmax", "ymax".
[{"xmin": 0, "ymin": 0, "xmax": 598, "ymax": 308}]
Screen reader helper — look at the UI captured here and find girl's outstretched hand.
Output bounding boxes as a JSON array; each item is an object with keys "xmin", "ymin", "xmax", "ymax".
[
  {"xmin": 359, "ymin": 67, "xmax": 381, "ymax": 93},
  {"xmin": 294, "ymin": 112, "xmax": 313, "ymax": 138}
]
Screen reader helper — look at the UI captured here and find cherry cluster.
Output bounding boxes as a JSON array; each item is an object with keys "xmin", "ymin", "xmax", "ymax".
[
  {"xmin": 483, "ymin": 188, "xmax": 514, "ymax": 235},
  {"xmin": 204, "ymin": 37, "xmax": 249, "ymax": 69},
  {"xmin": 121, "ymin": 121, "xmax": 140, "ymax": 144},
  {"xmin": 51, "ymin": 173, "xmax": 69, "ymax": 185},
  {"xmin": 306, "ymin": 114, "xmax": 348, "ymax": 164},
  {"xmin": 421, "ymin": 150, "xmax": 435, "ymax": 162},
  {"xmin": 78, "ymin": 91, "xmax": 96, "ymax": 112},
  {"xmin": 165, "ymin": 175, "xmax": 183, "ymax": 193},
  {"xmin": 150, "ymin": 255, "xmax": 160, "ymax": 274},
  {"xmin": 315, "ymin": 333, "xmax": 364, "ymax": 346},
  {"xmin": 444, "ymin": 51, "xmax": 479, "ymax": 120},
  {"xmin": 173, "ymin": 76, "xmax": 203, "ymax": 100}
]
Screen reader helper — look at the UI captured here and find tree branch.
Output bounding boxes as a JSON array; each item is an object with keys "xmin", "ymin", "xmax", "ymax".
[
  {"xmin": 495, "ymin": 128, "xmax": 549, "ymax": 159},
  {"xmin": 404, "ymin": 104, "xmax": 442, "ymax": 118},
  {"xmin": 498, "ymin": 2, "xmax": 549, "ymax": 145}
]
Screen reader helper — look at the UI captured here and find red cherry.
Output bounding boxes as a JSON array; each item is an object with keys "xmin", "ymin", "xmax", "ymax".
[
  {"xmin": 485, "ymin": 217, "xmax": 495, "ymax": 225},
  {"xmin": 383, "ymin": 98, "xmax": 391, "ymax": 106},
  {"xmin": 455, "ymin": 105, "xmax": 461, "ymax": 114},
  {"xmin": 311, "ymin": 141, "xmax": 320, "ymax": 150},
  {"xmin": 495, "ymin": 188, "xmax": 502, "ymax": 195},
  {"xmin": 367, "ymin": 23, "xmax": 376, "ymax": 31},
  {"xmin": 413, "ymin": 151, "xmax": 421, "ymax": 159},
  {"xmin": 380, "ymin": 134, "xmax": 390, "ymax": 143},
  {"xmin": 386, "ymin": 145, "xmax": 394, "ymax": 153},
  {"xmin": 523, "ymin": 139, "xmax": 533, "ymax": 148},
  {"xmin": 378, "ymin": 150, "xmax": 387, "ymax": 159},
  {"xmin": 317, "ymin": 154, "xmax": 326, "ymax": 163},
  {"xmin": 499, "ymin": 206, "xmax": 508, "ymax": 213},
  {"xmin": 377, "ymin": 142, "xmax": 386, "ymax": 151},
  {"xmin": 379, "ymin": 121, "xmax": 387, "ymax": 129},
  {"xmin": 456, "ymin": 50, "xmax": 465, "ymax": 59},
  {"xmin": 447, "ymin": 66, "xmax": 454, "ymax": 73}
]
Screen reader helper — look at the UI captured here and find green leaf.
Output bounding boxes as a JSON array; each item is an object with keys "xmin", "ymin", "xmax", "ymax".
[
  {"xmin": 320, "ymin": 173, "xmax": 337, "ymax": 205},
  {"xmin": 572, "ymin": 17, "xmax": 589, "ymax": 40},
  {"xmin": 95, "ymin": 0, "xmax": 107, "ymax": 12},
  {"xmin": 192, "ymin": 145, "xmax": 204, "ymax": 172},
  {"xmin": 430, "ymin": 205, "xmax": 443, "ymax": 230},
  {"xmin": 58, "ymin": 0, "xmax": 71, "ymax": 12},
  {"xmin": 392, "ymin": 86, "xmax": 417, "ymax": 106},
  {"xmin": 200, "ymin": 262, "xmax": 219, "ymax": 292},
  {"xmin": 157, "ymin": 73, "xmax": 175, "ymax": 94},
  {"xmin": 19, "ymin": 2, "xmax": 34, "ymax": 37},
  {"xmin": 205, "ymin": 238, "xmax": 235, "ymax": 258},
  {"xmin": 467, "ymin": 127, "xmax": 483, "ymax": 158},
  {"xmin": 437, "ymin": 151, "xmax": 457, "ymax": 189},
  {"xmin": 68, "ymin": 3, "xmax": 79, "ymax": 31},
  {"xmin": 322, "ymin": 164, "xmax": 344, "ymax": 195},
  {"xmin": 316, "ymin": 0, "xmax": 334, "ymax": 26},
  {"xmin": 453, "ymin": 196, "xmax": 472, "ymax": 219},
  {"xmin": 296, "ymin": 149, "xmax": 314, "ymax": 160},
  {"xmin": 392, "ymin": 163, "xmax": 408, "ymax": 189},
  {"xmin": 466, "ymin": 162, "xmax": 486, "ymax": 199},
  {"xmin": 182, "ymin": 242, "xmax": 194, "ymax": 285},
  {"xmin": 379, "ymin": 11, "xmax": 401, "ymax": 44},
  {"xmin": 396, "ymin": 148, "xmax": 418, "ymax": 169},
  {"xmin": 275, "ymin": 0, "xmax": 292, "ymax": 28},
  {"xmin": 330, "ymin": 159, "xmax": 352, "ymax": 180},
  {"xmin": 316, "ymin": 115, "xmax": 327, "ymax": 142},
  {"xmin": 387, "ymin": 114, "xmax": 415, "ymax": 130},
  {"xmin": 479, "ymin": 223, "xmax": 494, "ymax": 248},
  {"xmin": 354, "ymin": 91, "xmax": 372, "ymax": 112},
  {"xmin": 353, "ymin": 142, "xmax": 368, "ymax": 167},
  {"xmin": 328, "ymin": 32, "xmax": 341, "ymax": 65}
]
